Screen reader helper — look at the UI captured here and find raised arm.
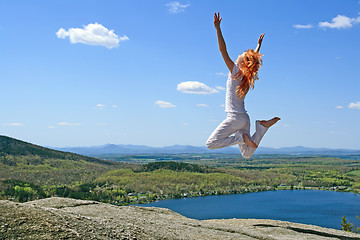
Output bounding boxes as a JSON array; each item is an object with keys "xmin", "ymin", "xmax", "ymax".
[
  {"xmin": 214, "ymin": 12, "xmax": 234, "ymax": 72},
  {"xmin": 254, "ymin": 33, "xmax": 265, "ymax": 53}
]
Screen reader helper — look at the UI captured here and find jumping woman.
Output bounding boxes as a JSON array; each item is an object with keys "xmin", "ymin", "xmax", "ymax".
[{"xmin": 206, "ymin": 12, "xmax": 280, "ymax": 158}]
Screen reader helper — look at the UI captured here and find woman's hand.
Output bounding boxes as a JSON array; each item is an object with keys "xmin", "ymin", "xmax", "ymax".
[
  {"xmin": 213, "ymin": 12, "xmax": 234, "ymax": 72},
  {"xmin": 255, "ymin": 33, "xmax": 265, "ymax": 53},
  {"xmin": 214, "ymin": 12, "xmax": 222, "ymax": 29},
  {"xmin": 258, "ymin": 33, "xmax": 265, "ymax": 46}
]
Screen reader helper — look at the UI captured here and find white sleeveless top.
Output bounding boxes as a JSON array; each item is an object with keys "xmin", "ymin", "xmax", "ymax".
[{"xmin": 225, "ymin": 63, "xmax": 246, "ymax": 113}]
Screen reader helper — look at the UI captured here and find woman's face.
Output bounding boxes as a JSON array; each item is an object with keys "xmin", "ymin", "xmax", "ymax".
[{"xmin": 236, "ymin": 52, "xmax": 246, "ymax": 65}]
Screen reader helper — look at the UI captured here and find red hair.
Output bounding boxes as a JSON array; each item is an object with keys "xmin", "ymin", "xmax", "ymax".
[{"xmin": 232, "ymin": 49, "xmax": 263, "ymax": 98}]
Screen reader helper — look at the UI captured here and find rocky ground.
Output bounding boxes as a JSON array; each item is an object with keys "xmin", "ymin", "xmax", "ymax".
[{"xmin": 1, "ymin": 197, "xmax": 360, "ymax": 240}]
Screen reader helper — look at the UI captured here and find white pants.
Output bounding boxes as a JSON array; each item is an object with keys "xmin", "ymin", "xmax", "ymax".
[{"xmin": 206, "ymin": 112, "xmax": 268, "ymax": 158}]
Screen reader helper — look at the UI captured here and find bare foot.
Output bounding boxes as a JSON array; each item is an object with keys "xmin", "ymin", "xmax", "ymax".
[
  {"xmin": 260, "ymin": 117, "xmax": 280, "ymax": 128},
  {"xmin": 243, "ymin": 134, "xmax": 258, "ymax": 148}
]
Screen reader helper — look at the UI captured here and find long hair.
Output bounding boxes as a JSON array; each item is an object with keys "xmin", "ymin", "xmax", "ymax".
[{"xmin": 232, "ymin": 49, "xmax": 263, "ymax": 99}]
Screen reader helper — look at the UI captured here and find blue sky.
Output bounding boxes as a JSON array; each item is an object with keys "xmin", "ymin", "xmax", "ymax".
[{"xmin": 1, "ymin": 0, "xmax": 360, "ymax": 149}]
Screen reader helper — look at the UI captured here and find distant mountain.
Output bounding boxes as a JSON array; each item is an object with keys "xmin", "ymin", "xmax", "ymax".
[
  {"xmin": 54, "ymin": 143, "xmax": 360, "ymax": 156},
  {"xmin": 2, "ymin": 134, "xmax": 359, "ymax": 157},
  {"xmin": 54, "ymin": 144, "xmax": 240, "ymax": 155},
  {"xmin": 256, "ymin": 146, "xmax": 360, "ymax": 155}
]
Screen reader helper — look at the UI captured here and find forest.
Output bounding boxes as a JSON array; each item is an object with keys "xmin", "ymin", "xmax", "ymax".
[
  {"xmin": 1, "ymin": 135, "xmax": 360, "ymax": 206},
  {"xmin": 1, "ymin": 154, "xmax": 359, "ymax": 205}
]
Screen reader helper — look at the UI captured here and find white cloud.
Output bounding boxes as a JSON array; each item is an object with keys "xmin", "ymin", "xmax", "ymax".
[
  {"xmin": 166, "ymin": 2, "xmax": 190, "ymax": 13},
  {"xmin": 155, "ymin": 100, "xmax": 176, "ymax": 108},
  {"xmin": 48, "ymin": 126, "xmax": 56, "ymax": 129},
  {"xmin": 112, "ymin": 104, "xmax": 118, "ymax": 108},
  {"xmin": 96, "ymin": 104, "xmax": 105, "ymax": 109},
  {"xmin": 319, "ymin": 15, "xmax": 360, "ymax": 29},
  {"xmin": 293, "ymin": 24, "xmax": 313, "ymax": 29},
  {"xmin": 220, "ymin": 104, "xmax": 225, "ymax": 108},
  {"xmin": 335, "ymin": 105, "xmax": 344, "ymax": 109},
  {"xmin": 177, "ymin": 81, "xmax": 219, "ymax": 94},
  {"xmin": 2, "ymin": 123, "xmax": 24, "ymax": 127},
  {"xmin": 348, "ymin": 102, "xmax": 360, "ymax": 110},
  {"xmin": 57, "ymin": 122, "xmax": 80, "ymax": 126},
  {"xmin": 216, "ymin": 72, "xmax": 228, "ymax": 76},
  {"xmin": 56, "ymin": 28, "xmax": 68, "ymax": 38},
  {"xmin": 215, "ymin": 86, "xmax": 225, "ymax": 91},
  {"xmin": 356, "ymin": 18, "xmax": 360, "ymax": 25},
  {"xmin": 96, "ymin": 122, "xmax": 108, "ymax": 126},
  {"xmin": 56, "ymin": 23, "xmax": 129, "ymax": 49},
  {"xmin": 196, "ymin": 104, "xmax": 209, "ymax": 107}
]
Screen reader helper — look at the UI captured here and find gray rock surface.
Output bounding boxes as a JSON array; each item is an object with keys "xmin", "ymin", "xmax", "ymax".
[{"xmin": 1, "ymin": 197, "xmax": 359, "ymax": 239}]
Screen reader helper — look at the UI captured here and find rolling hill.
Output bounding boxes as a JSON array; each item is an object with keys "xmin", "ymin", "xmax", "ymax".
[
  {"xmin": 0, "ymin": 135, "xmax": 133, "ymax": 186},
  {"xmin": 0, "ymin": 135, "xmax": 119, "ymax": 165}
]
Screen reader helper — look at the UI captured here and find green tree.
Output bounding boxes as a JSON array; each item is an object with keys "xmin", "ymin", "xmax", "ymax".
[{"xmin": 341, "ymin": 216, "xmax": 355, "ymax": 232}]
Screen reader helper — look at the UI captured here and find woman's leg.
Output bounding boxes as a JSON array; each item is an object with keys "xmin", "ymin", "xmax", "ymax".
[
  {"xmin": 259, "ymin": 117, "xmax": 280, "ymax": 128},
  {"xmin": 243, "ymin": 134, "xmax": 258, "ymax": 148},
  {"xmin": 206, "ymin": 115, "xmax": 247, "ymax": 150},
  {"xmin": 240, "ymin": 117, "xmax": 280, "ymax": 158}
]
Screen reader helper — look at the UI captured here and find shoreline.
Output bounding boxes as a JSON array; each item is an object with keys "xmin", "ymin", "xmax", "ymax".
[
  {"xmin": 135, "ymin": 188, "xmax": 360, "ymax": 231},
  {"xmin": 129, "ymin": 185, "xmax": 359, "ymax": 206}
]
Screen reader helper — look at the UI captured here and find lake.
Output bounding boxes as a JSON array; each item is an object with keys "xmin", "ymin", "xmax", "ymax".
[{"xmin": 139, "ymin": 190, "xmax": 360, "ymax": 230}]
